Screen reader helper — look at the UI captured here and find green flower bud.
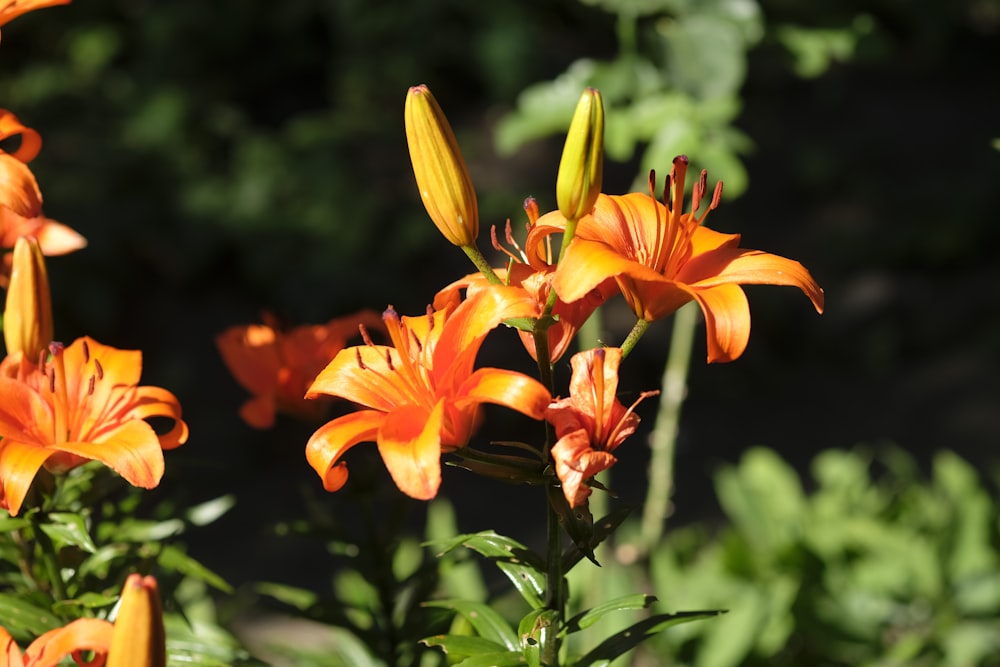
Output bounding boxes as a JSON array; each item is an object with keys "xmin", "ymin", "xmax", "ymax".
[{"xmin": 556, "ymin": 88, "xmax": 604, "ymax": 221}]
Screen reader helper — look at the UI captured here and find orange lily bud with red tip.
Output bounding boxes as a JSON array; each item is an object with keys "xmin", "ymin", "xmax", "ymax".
[
  {"xmin": 107, "ymin": 574, "xmax": 166, "ymax": 667},
  {"xmin": 404, "ymin": 85, "xmax": 479, "ymax": 246},
  {"xmin": 556, "ymin": 88, "xmax": 604, "ymax": 222},
  {"xmin": 3, "ymin": 235, "xmax": 53, "ymax": 359}
]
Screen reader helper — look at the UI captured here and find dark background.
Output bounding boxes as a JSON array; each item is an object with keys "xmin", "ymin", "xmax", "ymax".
[{"xmin": 3, "ymin": 0, "xmax": 998, "ymax": 588}]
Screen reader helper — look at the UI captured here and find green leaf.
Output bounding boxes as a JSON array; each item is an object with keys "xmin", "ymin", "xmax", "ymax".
[
  {"xmin": 158, "ymin": 544, "xmax": 232, "ymax": 593},
  {"xmin": 52, "ymin": 591, "xmax": 119, "ymax": 617},
  {"xmin": 547, "ymin": 486, "xmax": 596, "ymax": 564},
  {"xmin": 432, "ymin": 532, "xmax": 546, "ymax": 609},
  {"xmin": 185, "ymin": 494, "xmax": 236, "ymax": 527},
  {"xmin": 253, "ymin": 581, "xmax": 318, "ymax": 611},
  {"xmin": 421, "ymin": 634, "xmax": 509, "ymax": 658},
  {"xmin": 562, "ymin": 505, "xmax": 633, "ymax": 572},
  {"xmin": 564, "ymin": 594, "xmax": 657, "ymax": 633},
  {"xmin": 456, "ymin": 652, "xmax": 525, "ymax": 667},
  {"xmin": 0, "ymin": 516, "xmax": 30, "ymax": 534},
  {"xmin": 517, "ymin": 609, "xmax": 557, "ymax": 667},
  {"xmin": 39, "ymin": 512, "xmax": 98, "ymax": 553},
  {"xmin": 575, "ymin": 610, "xmax": 724, "ymax": 665},
  {"xmin": 0, "ymin": 593, "xmax": 60, "ymax": 641},
  {"xmin": 423, "ymin": 599, "xmax": 518, "ymax": 651}
]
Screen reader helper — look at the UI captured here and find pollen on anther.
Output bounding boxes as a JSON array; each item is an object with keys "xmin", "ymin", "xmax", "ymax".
[
  {"xmin": 355, "ymin": 348, "xmax": 366, "ymax": 370},
  {"xmin": 359, "ymin": 325, "xmax": 375, "ymax": 347},
  {"xmin": 94, "ymin": 358, "xmax": 104, "ymax": 380},
  {"xmin": 82, "ymin": 340, "xmax": 90, "ymax": 363},
  {"xmin": 88, "ymin": 375, "xmax": 96, "ymax": 395}
]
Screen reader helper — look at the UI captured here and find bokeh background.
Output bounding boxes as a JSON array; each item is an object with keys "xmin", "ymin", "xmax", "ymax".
[{"xmin": 3, "ymin": 0, "xmax": 999, "ymax": 634}]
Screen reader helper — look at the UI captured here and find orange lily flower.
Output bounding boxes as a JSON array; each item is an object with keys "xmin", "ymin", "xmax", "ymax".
[
  {"xmin": 0, "ymin": 110, "xmax": 86, "ymax": 286},
  {"xmin": 0, "ymin": 573, "xmax": 165, "ymax": 667},
  {"xmin": 216, "ymin": 310, "xmax": 383, "ymax": 429},
  {"xmin": 0, "ymin": 336, "xmax": 188, "ymax": 516},
  {"xmin": 547, "ymin": 347, "xmax": 656, "ymax": 508},
  {"xmin": 544, "ymin": 156, "xmax": 825, "ymax": 362},
  {"xmin": 434, "ymin": 200, "xmax": 616, "ymax": 363},
  {"xmin": 306, "ymin": 286, "xmax": 551, "ymax": 500},
  {"xmin": 0, "ymin": 0, "xmax": 71, "ymax": 30}
]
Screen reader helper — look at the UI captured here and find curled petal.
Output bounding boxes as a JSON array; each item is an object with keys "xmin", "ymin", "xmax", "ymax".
[
  {"xmin": 0, "ymin": 154, "xmax": 42, "ymax": 219},
  {"xmin": 22, "ymin": 618, "xmax": 114, "ymax": 667},
  {"xmin": 551, "ymin": 429, "xmax": 617, "ymax": 508},
  {"xmin": 53, "ymin": 420, "xmax": 166, "ymax": 489},
  {"xmin": 306, "ymin": 409, "xmax": 382, "ymax": 492},
  {"xmin": 0, "ymin": 439, "xmax": 55, "ymax": 516},
  {"xmin": 128, "ymin": 386, "xmax": 189, "ymax": 450},
  {"xmin": 690, "ymin": 283, "xmax": 751, "ymax": 363},
  {"xmin": 457, "ymin": 367, "xmax": 551, "ymax": 420},
  {"xmin": 377, "ymin": 401, "xmax": 443, "ymax": 500}
]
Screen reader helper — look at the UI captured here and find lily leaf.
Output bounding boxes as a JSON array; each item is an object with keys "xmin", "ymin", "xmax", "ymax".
[
  {"xmin": 456, "ymin": 652, "xmax": 526, "ymax": 666},
  {"xmin": 562, "ymin": 506, "xmax": 634, "ymax": 572},
  {"xmin": 421, "ymin": 634, "xmax": 509, "ymax": 658},
  {"xmin": 574, "ymin": 610, "xmax": 725, "ymax": 665},
  {"xmin": 432, "ymin": 532, "xmax": 546, "ymax": 609},
  {"xmin": 423, "ymin": 599, "xmax": 518, "ymax": 651},
  {"xmin": 39, "ymin": 512, "xmax": 98, "ymax": 553},
  {"xmin": 0, "ymin": 593, "xmax": 60, "ymax": 641},
  {"xmin": 564, "ymin": 594, "xmax": 658, "ymax": 633},
  {"xmin": 158, "ymin": 544, "xmax": 232, "ymax": 593}
]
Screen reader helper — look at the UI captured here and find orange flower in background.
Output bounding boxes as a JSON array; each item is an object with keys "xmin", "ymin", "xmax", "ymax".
[
  {"xmin": 0, "ymin": 573, "xmax": 165, "ymax": 667},
  {"xmin": 547, "ymin": 347, "xmax": 656, "ymax": 508},
  {"xmin": 0, "ymin": 336, "xmax": 188, "ymax": 516},
  {"xmin": 0, "ymin": 0, "xmax": 71, "ymax": 31},
  {"xmin": 306, "ymin": 286, "xmax": 551, "ymax": 500},
  {"xmin": 0, "ymin": 110, "xmax": 86, "ymax": 286},
  {"xmin": 545, "ymin": 156, "xmax": 825, "ymax": 363},
  {"xmin": 216, "ymin": 310, "xmax": 384, "ymax": 429},
  {"xmin": 434, "ymin": 199, "xmax": 616, "ymax": 363}
]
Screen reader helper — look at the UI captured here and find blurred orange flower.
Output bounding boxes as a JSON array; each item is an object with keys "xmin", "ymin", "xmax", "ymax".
[
  {"xmin": 306, "ymin": 286, "xmax": 551, "ymax": 500},
  {"xmin": 0, "ymin": 110, "xmax": 86, "ymax": 286},
  {"xmin": 216, "ymin": 310, "xmax": 384, "ymax": 429},
  {"xmin": 0, "ymin": 617, "xmax": 112, "ymax": 667},
  {"xmin": 547, "ymin": 347, "xmax": 656, "ymax": 508},
  {"xmin": 545, "ymin": 156, "xmax": 825, "ymax": 362},
  {"xmin": 0, "ymin": 337, "xmax": 188, "ymax": 516},
  {"xmin": 0, "ymin": 0, "xmax": 70, "ymax": 30}
]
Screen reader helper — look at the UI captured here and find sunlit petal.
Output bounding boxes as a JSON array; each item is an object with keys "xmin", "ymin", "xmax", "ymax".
[
  {"xmin": 22, "ymin": 619, "xmax": 113, "ymax": 667},
  {"xmin": 456, "ymin": 367, "xmax": 551, "ymax": 419},
  {"xmin": 305, "ymin": 409, "xmax": 383, "ymax": 492},
  {"xmin": 0, "ymin": 440, "xmax": 54, "ymax": 516},
  {"xmin": 377, "ymin": 401, "xmax": 443, "ymax": 500},
  {"xmin": 54, "ymin": 420, "xmax": 165, "ymax": 489},
  {"xmin": 690, "ymin": 283, "xmax": 751, "ymax": 363}
]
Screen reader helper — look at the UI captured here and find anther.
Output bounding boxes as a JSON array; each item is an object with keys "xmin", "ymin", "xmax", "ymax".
[
  {"xmin": 359, "ymin": 324, "xmax": 375, "ymax": 347},
  {"xmin": 355, "ymin": 348, "xmax": 366, "ymax": 370},
  {"xmin": 710, "ymin": 181, "xmax": 723, "ymax": 210},
  {"xmin": 647, "ymin": 170, "xmax": 656, "ymax": 198},
  {"xmin": 88, "ymin": 375, "xmax": 96, "ymax": 395},
  {"xmin": 94, "ymin": 358, "xmax": 104, "ymax": 380},
  {"xmin": 48, "ymin": 367, "xmax": 55, "ymax": 393},
  {"xmin": 384, "ymin": 349, "xmax": 395, "ymax": 371},
  {"xmin": 522, "ymin": 197, "xmax": 540, "ymax": 225},
  {"xmin": 82, "ymin": 340, "xmax": 90, "ymax": 363}
]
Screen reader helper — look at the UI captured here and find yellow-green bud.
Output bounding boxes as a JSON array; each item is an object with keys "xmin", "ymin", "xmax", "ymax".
[
  {"xmin": 3, "ymin": 235, "xmax": 53, "ymax": 359},
  {"xmin": 404, "ymin": 85, "xmax": 479, "ymax": 246},
  {"xmin": 556, "ymin": 88, "xmax": 604, "ymax": 221}
]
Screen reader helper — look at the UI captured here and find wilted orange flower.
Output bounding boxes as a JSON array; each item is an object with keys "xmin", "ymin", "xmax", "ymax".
[
  {"xmin": 0, "ymin": 110, "xmax": 86, "ymax": 286},
  {"xmin": 435, "ymin": 199, "xmax": 616, "ymax": 362},
  {"xmin": 0, "ymin": 573, "xmax": 165, "ymax": 667},
  {"xmin": 547, "ymin": 347, "xmax": 656, "ymax": 508},
  {"xmin": 306, "ymin": 286, "xmax": 551, "ymax": 500},
  {"xmin": 0, "ymin": 336, "xmax": 188, "ymax": 516},
  {"xmin": 216, "ymin": 310, "xmax": 384, "ymax": 429},
  {"xmin": 544, "ymin": 156, "xmax": 825, "ymax": 362}
]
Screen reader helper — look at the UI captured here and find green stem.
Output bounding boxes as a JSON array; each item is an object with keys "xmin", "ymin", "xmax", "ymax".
[
  {"xmin": 461, "ymin": 244, "xmax": 503, "ymax": 285},
  {"xmin": 639, "ymin": 302, "xmax": 696, "ymax": 553},
  {"xmin": 543, "ymin": 500, "xmax": 563, "ymax": 666},
  {"xmin": 31, "ymin": 515, "xmax": 68, "ymax": 604},
  {"xmin": 619, "ymin": 318, "xmax": 650, "ymax": 359}
]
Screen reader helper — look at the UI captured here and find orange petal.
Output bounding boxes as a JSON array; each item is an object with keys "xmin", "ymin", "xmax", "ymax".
[
  {"xmin": 306, "ymin": 409, "xmax": 383, "ymax": 492},
  {"xmin": 456, "ymin": 367, "xmax": 551, "ymax": 420},
  {"xmin": 376, "ymin": 401, "xmax": 443, "ymax": 500},
  {"xmin": 128, "ymin": 386, "xmax": 188, "ymax": 450},
  {"xmin": 56, "ymin": 420, "xmax": 166, "ymax": 489},
  {"xmin": 550, "ymin": 430, "xmax": 617, "ymax": 508},
  {"xmin": 690, "ymin": 283, "xmax": 751, "ymax": 363},
  {"xmin": 0, "ymin": 110, "xmax": 41, "ymax": 162},
  {"xmin": 0, "ymin": 439, "xmax": 55, "ymax": 516},
  {"xmin": 238, "ymin": 394, "xmax": 277, "ymax": 430},
  {"xmin": 22, "ymin": 618, "xmax": 114, "ymax": 667},
  {"xmin": 552, "ymin": 238, "xmax": 664, "ymax": 305},
  {"xmin": 0, "ymin": 625, "xmax": 26, "ymax": 667},
  {"xmin": 684, "ymin": 247, "xmax": 825, "ymax": 314},
  {"xmin": 433, "ymin": 284, "xmax": 540, "ymax": 364},
  {"xmin": 0, "ymin": 0, "xmax": 72, "ymax": 31},
  {"xmin": 307, "ymin": 345, "xmax": 405, "ymax": 411},
  {"xmin": 0, "ymin": 154, "xmax": 42, "ymax": 219},
  {"xmin": 32, "ymin": 218, "xmax": 87, "ymax": 255},
  {"xmin": 215, "ymin": 324, "xmax": 280, "ymax": 396}
]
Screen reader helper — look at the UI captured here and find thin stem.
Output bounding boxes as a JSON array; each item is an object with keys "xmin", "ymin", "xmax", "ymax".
[
  {"xmin": 461, "ymin": 244, "xmax": 503, "ymax": 285},
  {"xmin": 619, "ymin": 318, "xmax": 651, "ymax": 359},
  {"xmin": 542, "ymin": 499, "xmax": 563, "ymax": 666},
  {"xmin": 639, "ymin": 302, "xmax": 696, "ymax": 553}
]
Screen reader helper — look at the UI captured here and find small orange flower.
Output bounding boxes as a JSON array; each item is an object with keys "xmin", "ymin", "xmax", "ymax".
[
  {"xmin": 216, "ymin": 310, "xmax": 384, "ymax": 429},
  {"xmin": 547, "ymin": 347, "xmax": 656, "ymax": 508},
  {"xmin": 0, "ymin": 110, "xmax": 86, "ymax": 286},
  {"xmin": 544, "ymin": 156, "xmax": 825, "ymax": 362},
  {"xmin": 0, "ymin": 0, "xmax": 71, "ymax": 31},
  {"xmin": 435, "ymin": 200, "xmax": 616, "ymax": 363},
  {"xmin": 0, "ymin": 337, "xmax": 188, "ymax": 516},
  {"xmin": 306, "ymin": 286, "xmax": 551, "ymax": 500},
  {"xmin": 0, "ymin": 618, "xmax": 112, "ymax": 667}
]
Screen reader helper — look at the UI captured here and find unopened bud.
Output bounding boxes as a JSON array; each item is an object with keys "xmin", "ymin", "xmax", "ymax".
[
  {"xmin": 556, "ymin": 88, "xmax": 604, "ymax": 221},
  {"xmin": 107, "ymin": 574, "xmax": 166, "ymax": 667},
  {"xmin": 3, "ymin": 235, "xmax": 53, "ymax": 359},
  {"xmin": 404, "ymin": 85, "xmax": 479, "ymax": 246}
]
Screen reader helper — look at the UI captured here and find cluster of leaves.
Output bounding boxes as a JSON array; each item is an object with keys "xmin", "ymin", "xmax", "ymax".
[
  {"xmin": 646, "ymin": 447, "xmax": 1000, "ymax": 666},
  {"xmin": 0, "ymin": 463, "xmax": 258, "ymax": 666}
]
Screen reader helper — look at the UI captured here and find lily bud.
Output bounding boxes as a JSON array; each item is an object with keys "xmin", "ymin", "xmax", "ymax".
[
  {"xmin": 556, "ymin": 88, "xmax": 604, "ymax": 221},
  {"xmin": 3, "ymin": 235, "xmax": 53, "ymax": 359},
  {"xmin": 404, "ymin": 84, "xmax": 479, "ymax": 246},
  {"xmin": 107, "ymin": 574, "xmax": 166, "ymax": 667}
]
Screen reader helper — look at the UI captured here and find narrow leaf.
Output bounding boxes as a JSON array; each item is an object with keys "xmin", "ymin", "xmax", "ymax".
[
  {"xmin": 575, "ymin": 610, "xmax": 725, "ymax": 665},
  {"xmin": 564, "ymin": 594, "xmax": 658, "ymax": 633},
  {"xmin": 423, "ymin": 599, "xmax": 518, "ymax": 651}
]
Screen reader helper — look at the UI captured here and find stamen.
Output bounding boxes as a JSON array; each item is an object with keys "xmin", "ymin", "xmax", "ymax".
[
  {"xmin": 384, "ymin": 348, "xmax": 394, "ymax": 371},
  {"xmin": 647, "ymin": 170, "xmax": 656, "ymax": 198},
  {"xmin": 409, "ymin": 329, "xmax": 423, "ymax": 353},
  {"xmin": 82, "ymin": 340, "xmax": 90, "ymax": 363},
  {"xmin": 355, "ymin": 348, "xmax": 366, "ymax": 370},
  {"xmin": 48, "ymin": 367, "xmax": 55, "ymax": 393},
  {"xmin": 592, "ymin": 348, "xmax": 606, "ymax": 444},
  {"xmin": 94, "ymin": 358, "xmax": 104, "ymax": 380},
  {"xmin": 359, "ymin": 324, "xmax": 375, "ymax": 347},
  {"xmin": 88, "ymin": 375, "xmax": 96, "ymax": 395},
  {"xmin": 523, "ymin": 197, "xmax": 540, "ymax": 225}
]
